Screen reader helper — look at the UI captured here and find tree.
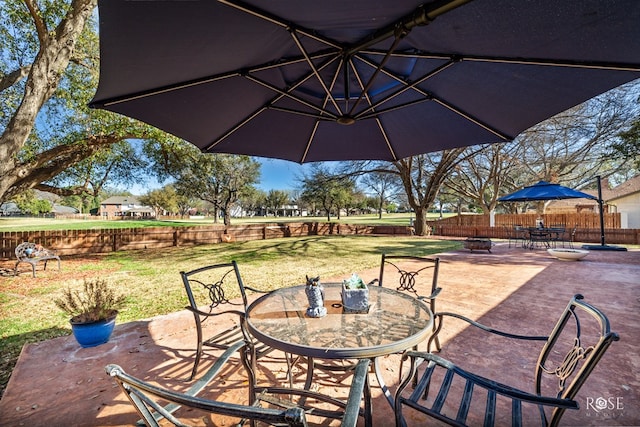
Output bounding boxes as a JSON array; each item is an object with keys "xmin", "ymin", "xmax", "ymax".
[
  {"xmin": 300, "ymin": 165, "xmax": 356, "ymax": 221},
  {"xmin": 0, "ymin": 0, "xmax": 162, "ymax": 205},
  {"xmin": 13, "ymin": 190, "xmax": 52, "ymax": 215},
  {"xmin": 444, "ymin": 142, "xmax": 525, "ymax": 214},
  {"xmin": 610, "ymin": 111, "xmax": 640, "ymax": 169},
  {"xmin": 265, "ymin": 190, "xmax": 289, "ymax": 216},
  {"xmin": 361, "ymin": 171, "xmax": 402, "ymax": 219},
  {"xmin": 237, "ymin": 187, "xmax": 265, "ymax": 218},
  {"xmin": 445, "ymin": 83, "xmax": 640, "ymax": 215},
  {"xmin": 139, "ymin": 186, "xmax": 179, "ymax": 217},
  {"xmin": 173, "ymin": 153, "xmax": 260, "ymax": 226}
]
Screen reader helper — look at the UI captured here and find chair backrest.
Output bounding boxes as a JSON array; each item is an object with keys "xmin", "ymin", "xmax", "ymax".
[
  {"xmin": 180, "ymin": 261, "xmax": 249, "ymax": 315},
  {"xmin": 377, "ymin": 254, "xmax": 440, "ymax": 309},
  {"xmin": 535, "ymin": 294, "xmax": 619, "ymax": 426},
  {"xmin": 105, "ymin": 364, "xmax": 308, "ymax": 427}
]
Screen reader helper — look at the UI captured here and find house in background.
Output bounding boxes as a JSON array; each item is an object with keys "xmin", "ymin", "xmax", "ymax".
[
  {"xmin": 99, "ymin": 196, "xmax": 154, "ymax": 218},
  {"xmin": 604, "ymin": 175, "xmax": 640, "ymax": 229},
  {"xmin": 547, "ymin": 175, "xmax": 640, "ymax": 228}
]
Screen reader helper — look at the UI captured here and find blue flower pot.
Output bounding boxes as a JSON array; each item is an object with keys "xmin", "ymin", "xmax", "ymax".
[{"xmin": 70, "ymin": 315, "xmax": 117, "ymax": 348}]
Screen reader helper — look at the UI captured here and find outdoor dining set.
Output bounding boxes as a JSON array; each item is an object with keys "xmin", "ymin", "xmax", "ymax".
[
  {"xmin": 505, "ymin": 224, "xmax": 577, "ymax": 250},
  {"xmin": 106, "ymin": 255, "xmax": 618, "ymax": 427}
]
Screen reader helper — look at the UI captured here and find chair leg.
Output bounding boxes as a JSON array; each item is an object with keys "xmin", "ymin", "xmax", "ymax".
[{"xmin": 188, "ymin": 319, "xmax": 205, "ymax": 381}]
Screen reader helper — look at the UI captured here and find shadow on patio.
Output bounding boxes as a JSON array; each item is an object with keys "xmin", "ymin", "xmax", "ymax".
[{"xmin": 0, "ymin": 242, "xmax": 638, "ymax": 426}]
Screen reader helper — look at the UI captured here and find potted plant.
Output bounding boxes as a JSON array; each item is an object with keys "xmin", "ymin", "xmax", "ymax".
[
  {"xmin": 55, "ymin": 279, "xmax": 126, "ymax": 348},
  {"xmin": 341, "ymin": 273, "xmax": 369, "ymax": 313}
]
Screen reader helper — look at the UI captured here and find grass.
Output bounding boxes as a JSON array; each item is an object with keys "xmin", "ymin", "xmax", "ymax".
[
  {"xmin": 0, "ymin": 212, "xmax": 454, "ymax": 231},
  {"xmin": 0, "ymin": 234, "xmax": 462, "ymax": 397}
]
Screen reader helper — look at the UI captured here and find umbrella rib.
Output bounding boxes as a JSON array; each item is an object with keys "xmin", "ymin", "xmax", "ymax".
[
  {"xmin": 432, "ymin": 96, "xmax": 513, "ymax": 141},
  {"xmin": 348, "ymin": 35, "xmax": 403, "ymax": 117},
  {"xmin": 206, "ymin": 57, "xmax": 341, "ymax": 151},
  {"xmin": 94, "ymin": 71, "xmax": 242, "ymax": 107},
  {"xmin": 354, "ymin": 54, "xmax": 512, "ymax": 141},
  {"xmin": 349, "ymin": 58, "xmax": 398, "ymax": 161},
  {"xmin": 217, "ymin": 0, "xmax": 341, "ymax": 50},
  {"xmin": 464, "ymin": 55, "xmax": 640, "ymax": 72},
  {"xmin": 301, "ymin": 58, "xmax": 346, "ymax": 163},
  {"xmin": 352, "ymin": 55, "xmax": 457, "ymax": 118},
  {"xmin": 301, "ymin": 121, "xmax": 321, "ymax": 163},
  {"xmin": 358, "ymin": 98, "xmax": 432, "ymax": 120},
  {"xmin": 289, "ymin": 29, "xmax": 343, "ymax": 115},
  {"xmin": 361, "ymin": 49, "xmax": 640, "ymax": 72},
  {"xmin": 202, "ymin": 107, "xmax": 266, "ymax": 152},
  {"xmin": 244, "ymin": 72, "xmax": 339, "ymax": 119},
  {"xmin": 91, "ymin": 53, "xmax": 335, "ymax": 108}
]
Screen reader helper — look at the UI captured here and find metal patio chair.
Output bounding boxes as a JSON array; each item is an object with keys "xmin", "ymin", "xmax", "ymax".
[
  {"xmin": 548, "ymin": 224, "xmax": 566, "ymax": 248},
  {"xmin": 504, "ymin": 225, "xmax": 527, "ymax": 248},
  {"xmin": 374, "ymin": 254, "xmax": 442, "ymax": 352},
  {"xmin": 181, "ymin": 261, "xmax": 282, "ymax": 381},
  {"xmin": 565, "ymin": 225, "xmax": 578, "ymax": 248},
  {"xmin": 395, "ymin": 294, "xmax": 619, "ymax": 427},
  {"xmin": 239, "ymin": 314, "xmax": 370, "ymax": 427},
  {"xmin": 105, "ymin": 363, "xmax": 308, "ymax": 427}
]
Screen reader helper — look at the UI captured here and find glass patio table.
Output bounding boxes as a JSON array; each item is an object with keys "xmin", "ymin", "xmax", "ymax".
[{"xmin": 245, "ymin": 282, "xmax": 434, "ymax": 425}]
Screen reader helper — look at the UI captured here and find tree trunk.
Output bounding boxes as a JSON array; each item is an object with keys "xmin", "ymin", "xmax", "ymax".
[
  {"xmin": 413, "ymin": 207, "xmax": 428, "ymax": 236},
  {"xmin": 0, "ymin": 0, "xmax": 98, "ymax": 203}
]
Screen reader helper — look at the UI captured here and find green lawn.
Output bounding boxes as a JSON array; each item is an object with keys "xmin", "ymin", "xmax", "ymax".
[
  {"xmin": 0, "ymin": 212, "xmax": 453, "ymax": 231},
  {"xmin": 0, "ymin": 233, "xmax": 461, "ymax": 397}
]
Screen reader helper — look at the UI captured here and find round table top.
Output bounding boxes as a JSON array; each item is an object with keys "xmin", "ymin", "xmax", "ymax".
[{"xmin": 245, "ymin": 283, "xmax": 433, "ymax": 359}]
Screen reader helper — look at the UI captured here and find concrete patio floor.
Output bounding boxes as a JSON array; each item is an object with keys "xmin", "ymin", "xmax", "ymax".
[{"xmin": 0, "ymin": 241, "xmax": 638, "ymax": 426}]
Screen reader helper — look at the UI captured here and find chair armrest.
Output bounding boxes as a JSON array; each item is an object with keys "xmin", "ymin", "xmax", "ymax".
[
  {"xmin": 243, "ymin": 285, "xmax": 269, "ymax": 294},
  {"xmin": 403, "ymin": 352, "xmax": 578, "ymax": 410},
  {"xmin": 185, "ymin": 306, "xmax": 245, "ymax": 318},
  {"xmin": 342, "ymin": 358, "xmax": 370, "ymax": 427},
  {"xmin": 106, "ymin": 363, "xmax": 308, "ymax": 427},
  {"xmin": 418, "ymin": 287, "xmax": 442, "ymax": 301},
  {"xmin": 435, "ymin": 311, "xmax": 548, "ymax": 341}
]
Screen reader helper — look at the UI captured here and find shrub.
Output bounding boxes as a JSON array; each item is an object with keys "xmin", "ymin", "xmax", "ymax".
[{"xmin": 54, "ymin": 279, "xmax": 126, "ymax": 324}]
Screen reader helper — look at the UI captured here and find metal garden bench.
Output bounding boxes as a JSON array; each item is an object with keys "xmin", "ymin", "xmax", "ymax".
[{"xmin": 14, "ymin": 242, "xmax": 61, "ymax": 278}]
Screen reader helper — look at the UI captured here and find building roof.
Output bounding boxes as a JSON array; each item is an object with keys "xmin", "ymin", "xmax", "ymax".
[
  {"xmin": 101, "ymin": 196, "xmax": 142, "ymax": 205},
  {"xmin": 547, "ymin": 175, "xmax": 640, "ymax": 210},
  {"xmin": 605, "ymin": 174, "xmax": 640, "ymax": 201},
  {"xmin": 52, "ymin": 204, "xmax": 80, "ymax": 214}
]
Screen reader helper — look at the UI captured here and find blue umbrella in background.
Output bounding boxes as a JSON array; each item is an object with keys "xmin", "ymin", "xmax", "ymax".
[
  {"xmin": 499, "ymin": 179, "xmax": 626, "ymax": 251},
  {"xmin": 498, "ymin": 181, "xmax": 597, "ymax": 202}
]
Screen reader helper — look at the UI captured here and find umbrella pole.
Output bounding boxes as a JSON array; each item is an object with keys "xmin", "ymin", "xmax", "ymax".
[
  {"xmin": 596, "ymin": 175, "xmax": 606, "ymax": 246},
  {"xmin": 582, "ymin": 176, "xmax": 627, "ymax": 251}
]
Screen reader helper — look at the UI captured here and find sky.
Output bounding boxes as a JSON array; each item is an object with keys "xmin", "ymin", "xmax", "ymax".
[
  {"xmin": 257, "ymin": 158, "xmax": 312, "ymax": 191},
  {"xmin": 130, "ymin": 158, "xmax": 311, "ymax": 195}
]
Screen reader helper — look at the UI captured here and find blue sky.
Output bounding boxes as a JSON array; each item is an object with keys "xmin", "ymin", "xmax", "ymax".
[
  {"xmin": 257, "ymin": 158, "xmax": 311, "ymax": 191},
  {"xmin": 130, "ymin": 158, "xmax": 310, "ymax": 195}
]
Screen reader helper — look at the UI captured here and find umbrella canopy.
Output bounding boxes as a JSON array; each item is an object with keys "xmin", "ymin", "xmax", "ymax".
[
  {"xmin": 90, "ymin": 0, "xmax": 640, "ymax": 163},
  {"xmin": 498, "ymin": 181, "xmax": 597, "ymax": 202}
]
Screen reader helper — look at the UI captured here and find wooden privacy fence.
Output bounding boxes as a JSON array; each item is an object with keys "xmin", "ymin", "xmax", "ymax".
[
  {"xmin": 2, "ymin": 217, "xmax": 637, "ymax": 260},
  {"xmin": 432, "ymin": 212, "xmax": 621, "ymax": 228},
  {"xmin": 430, "ymin": 225, "xmax": 640, "ymax": 245},
  {"xmin": 0, "ymin": 222, "xmax": 410, "ymax": 259},
  {"xmin": 427, "ymin": 212, "xmax": 640, "ymax": 245}
]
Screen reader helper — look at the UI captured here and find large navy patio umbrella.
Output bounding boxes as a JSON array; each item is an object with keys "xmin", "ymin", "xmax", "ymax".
[
  {"xmin": 498, "ymin": 181, "xmax": 597, "ymax": 202},
  {"xmin": 89, "ymin": 0, "xmax": 640, "ymax": 163}
]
